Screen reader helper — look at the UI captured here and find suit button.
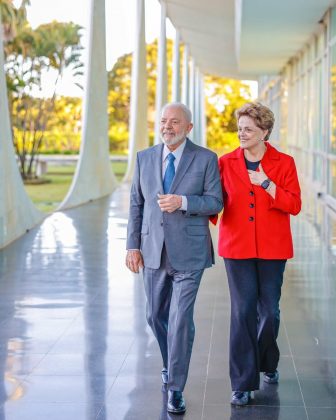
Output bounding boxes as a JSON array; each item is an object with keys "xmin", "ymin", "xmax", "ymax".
[
  {"xmin": 249, "ymin": 203, "xmax": 254, "ymax": 208},
  {"xmin": 160, "ymin": 222, "xmax": 163, "ymax": 226},
  {"xmin": 249, "ymin": 191, "xmax": 254, "ymax": 196},
  {"xmin": 249, "ymin": 216, "xmax": 254, "ymax": 221}
]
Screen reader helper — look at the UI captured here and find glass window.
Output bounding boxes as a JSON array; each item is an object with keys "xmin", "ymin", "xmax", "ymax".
[
  {"xmin": 327, "ymin": 209, "xmax": 336, "ymax": 256},
  {"xmin": 314, "ymin": 61, "xmax": 323, "ymax": 151},
  {"xmin": 331, "ymin": 8, "xmax": 336, "ymax": 41},
  {"xmin": 308, "ymin": 42, "xmax": 315, "ymax": 67},
  {"xmin": 330, "ymin": 44, "xmax": 336, "ymax": 154},
  {"xmin": 329, "ymin": 160, "xmax": 336, "ymax": 198},
  {"xmin": 317, "ymin": 31, "xmax": 325, "ymax": 57},
  {"xmin": 313, "ymin": 154, "xmax": 324, "ymax": 183}
]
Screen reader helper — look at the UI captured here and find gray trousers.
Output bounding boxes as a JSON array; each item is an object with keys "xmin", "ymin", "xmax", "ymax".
[{"xmin": 143, "ymin": 246, "xmax": 204, "ymax": 391}]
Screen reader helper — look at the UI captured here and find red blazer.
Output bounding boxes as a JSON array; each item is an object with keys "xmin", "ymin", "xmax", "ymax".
[{"xmin": 217, "ymin": 143, "xmax": 301, "ymax": 259}]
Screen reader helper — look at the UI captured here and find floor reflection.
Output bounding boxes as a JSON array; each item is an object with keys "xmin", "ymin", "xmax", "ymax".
[{"xmin": 0, "ymin": 185, "xmax": 335, "ymax": 419}]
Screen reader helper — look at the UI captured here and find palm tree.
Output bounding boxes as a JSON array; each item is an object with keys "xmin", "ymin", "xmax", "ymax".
[
  {"xmin": 35, "ymin": 21, "xmax": 83, "ymax": 93},
  {"xmin": 2, "ymin": 2, "xmax": 84, "ymax": 179},
  {"xmin": 9, "ymin": 20, "xmax": 84, "ymax": 179},
  {"xmin": 0, "ymin": 0, "xmax": 30, "ymax": 43}
]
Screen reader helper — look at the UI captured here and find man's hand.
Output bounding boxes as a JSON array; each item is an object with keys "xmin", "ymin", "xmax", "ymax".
[
  {"xmin": 157, "ymin": 194, "xmax": 182, "ymax": 213},
  {"xmin": 248, "ymin": 162, "xmax": 268, "ymax": 186},
  {"xmin": 126, "ymin": 250, "xmax": 144, "ymax": 273}
]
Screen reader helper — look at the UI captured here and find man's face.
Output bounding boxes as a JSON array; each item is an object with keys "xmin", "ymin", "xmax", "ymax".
[{"xmin": 160, "ymin": 106, "xmax": 193, "ymax": 149}]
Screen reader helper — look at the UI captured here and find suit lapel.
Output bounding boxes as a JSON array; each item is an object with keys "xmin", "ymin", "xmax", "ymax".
[
  {"xmin": 151, "ymin": 143, "xmax": 164, "ymax": 194},
  {"xmin": 170, "ymin": 139, "xmax": 196, "ymax": 194}
]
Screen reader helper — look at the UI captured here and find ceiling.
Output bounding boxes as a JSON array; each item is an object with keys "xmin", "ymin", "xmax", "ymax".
[{"xmin": 162, "ymin": 0, "xmax": 336, "ymax": 79}]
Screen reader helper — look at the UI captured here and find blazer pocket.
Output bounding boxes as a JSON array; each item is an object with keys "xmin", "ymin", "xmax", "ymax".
[
  {"xmin": 141, "ymin": 224, "xmax": 149, "ymax": 235},
  {"xmin": 187, "ymin": 225, "xmax": 208, "ymax": 236}
]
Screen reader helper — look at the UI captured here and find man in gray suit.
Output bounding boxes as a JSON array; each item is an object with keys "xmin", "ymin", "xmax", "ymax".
[{"xmin": 126, "ymin": 102, "xmax": 223, "ymax": 414}]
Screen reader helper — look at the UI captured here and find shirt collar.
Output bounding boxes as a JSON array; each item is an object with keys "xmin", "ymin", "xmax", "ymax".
[{"xmin": 162, "ymin": 139, "xmax": 187, "ymax": 162}]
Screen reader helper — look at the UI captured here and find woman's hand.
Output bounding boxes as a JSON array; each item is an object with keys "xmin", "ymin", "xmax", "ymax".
[{"xmin": 247, "ymin": 162, "xmax": 268, "ymax": 186}]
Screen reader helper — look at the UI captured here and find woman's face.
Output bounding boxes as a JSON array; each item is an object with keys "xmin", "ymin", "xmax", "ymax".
[{"xmin": 237, "ymin": 115, "xmax": 268, "ymax": 151}]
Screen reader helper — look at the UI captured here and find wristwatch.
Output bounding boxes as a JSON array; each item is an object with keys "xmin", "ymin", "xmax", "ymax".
[{"xmin": 261, "ymin": 179, "xmax": 271, "ymax": 189}]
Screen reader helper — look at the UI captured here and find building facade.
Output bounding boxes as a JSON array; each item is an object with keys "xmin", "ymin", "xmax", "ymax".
[{"xmin": 259, "ymin": 7, "xmax": 336, "ymax": 256}]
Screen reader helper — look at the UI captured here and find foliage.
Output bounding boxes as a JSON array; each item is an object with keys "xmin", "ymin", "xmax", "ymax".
[
  {"xmin": 107, "ymin": 42, "xmax": 252, "ymax": 153},
  {"xmin": 2, "ymin": 9, "xmax": 254, "ymax": 162},
  {"xmin": 13, "ymin": 96, "xmax": 82, "ymax": 153},
  {"xmin": 25, "ymin": 162, "xmax": 127, "ymax": 212},
  {"xmin": 107, "ymin": 38, "xmax": 173, "ymax": 151},
  {"xmin": 2, "ymin": 2, "xmax": 83, "ymax": 179},
  {"xmin": 0, "ymin": 0, "xmax": 30, "ymax": 43},
  {"xmin": 205, "ymin": 75, "xmax": 252, "ymax": 153}
]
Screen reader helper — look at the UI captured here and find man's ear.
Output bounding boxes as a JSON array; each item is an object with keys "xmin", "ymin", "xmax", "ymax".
[{"xmin": 187, "ymin": 123, "xmax": 194, "ymax": 133}]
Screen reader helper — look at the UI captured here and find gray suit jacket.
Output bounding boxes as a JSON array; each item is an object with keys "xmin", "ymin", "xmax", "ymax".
[{"xmin": 127, "ymin": 139, "xmax": 223, "ymax": 271}]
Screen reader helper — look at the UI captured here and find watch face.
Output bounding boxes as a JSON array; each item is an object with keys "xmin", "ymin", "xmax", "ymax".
[{"xmin": 261, "ymin": 179, "xmax": 270, "ymax": 189}]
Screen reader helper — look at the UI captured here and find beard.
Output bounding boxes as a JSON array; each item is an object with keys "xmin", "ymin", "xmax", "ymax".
[{"xmin": 160, "ymin": 130, "xmax": 187, "ymax": 146}]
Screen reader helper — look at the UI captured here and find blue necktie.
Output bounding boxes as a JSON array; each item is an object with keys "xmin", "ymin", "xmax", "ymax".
[{"xmin": 163, "ymin": 153, "xmax": 176, "ymax": 194}]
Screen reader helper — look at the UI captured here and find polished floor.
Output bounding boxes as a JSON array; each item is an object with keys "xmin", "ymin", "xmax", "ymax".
[{"xmin": 0, "ymin": 183, "xmax": 335, "ymax": 420}]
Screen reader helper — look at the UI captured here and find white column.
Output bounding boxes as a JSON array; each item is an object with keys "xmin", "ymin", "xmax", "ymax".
[
  {"xmin": 181, "ymin": 44, "xmax": 189, "ymax": 106},
  {"xmin": 193, "ymin": 67, "xmax": 200, "ymax": 144},
  {"xmin": 188, "ymin": 57, "xmax": 195, "ymax": 141},
  {"xmin": 154, "ymin": 1, "xmax": 167, "ymax": 145},
  {"xmin": 60, "ymin": 0, "xmax": 117, "ymax": 210},
  {"xmin": 172, "ymin": 29, "xmax": 181, "ymax": 102},
  {"xmin": 0, "ymin": 12, "xmax": 43, "ymax": 249},
  {"xmin": 124, "ymin": 0, "xmax": 148, "ymax": 181}
]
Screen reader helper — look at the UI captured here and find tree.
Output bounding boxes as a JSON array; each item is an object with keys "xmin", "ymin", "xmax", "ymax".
[
  {"xmin": 205, "ymin": 75, "xmax": 252, "ymax": 152},
  {"xmin": 5, "ymin": 17, "xmax": 83, "ymax": 179},
  {"xmin": 107, "ymin": 39, "xmax": 252, "ymax": 153},
  {"xmin": 107, "ymin": 38, "xmax": 173, "ymax": 151},
  {"xmin": 0, "ymin": 0, "xmax": 30, "ymax": 43}
]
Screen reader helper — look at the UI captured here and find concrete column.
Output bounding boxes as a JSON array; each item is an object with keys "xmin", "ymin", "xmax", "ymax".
[
  {"xmin": 124, "ymin": 0, "xmax": 148, "ymax": 181},
  {"xmin": 154, "ymin": 1, "xmax": 167, "ymax": 145},
  {"xmin": 60, "ymin": 0, "xmax": 117, "ymax": 210},
  {"xmin": 0, "ymin": 12, "xmax": 43, "ymax": 249},
  {"xmin": 172, "ymin": 29, "xmax": 181, "ymax": 102},
  {"xmin": 181, "ymin": 44, "xmax": 189, "ymax": 106},
  {"xmin": 193, "ymin": 67, "xmax": 199, "ymax": 144},
  {"xmin": 188, "ymin": 57, "xmax": 195, "ymax": 141}
]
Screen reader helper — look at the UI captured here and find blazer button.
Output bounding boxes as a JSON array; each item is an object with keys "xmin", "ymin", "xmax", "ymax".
[
  {"xmin": 249, "ymin": 216, "xmax": 254, "ymax": 221},
  {"xmin": 249, "ymin": 203, "xmax": 254, "ymax": 208},
  {"xmin": 249, "ymin": 191, "xmax": 254, "ymax": 196},
  {"xmin": 160, "ymin": 222, "xmax": 163, "ymax": 226}
]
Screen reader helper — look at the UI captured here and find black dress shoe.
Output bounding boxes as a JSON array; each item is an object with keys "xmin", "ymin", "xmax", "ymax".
[
  {"xmin": 161, "ymin": 368, "xmax": 168, "ymax": 385},
  {"xmin": 167, "ymin": 390, "xmax": 186, "ymax": 414},
  {"xmin": 231, "ymin": 391, "xmax": 251, "ymax": 406},
  {"xmin": 263, "ymin": 370, "xmax": 279, "ymax": 384}
]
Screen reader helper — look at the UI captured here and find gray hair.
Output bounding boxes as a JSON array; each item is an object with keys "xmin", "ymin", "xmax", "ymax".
[{"xmin": 161, "ymin": 102, "xmax": 192, "ymax": 123}]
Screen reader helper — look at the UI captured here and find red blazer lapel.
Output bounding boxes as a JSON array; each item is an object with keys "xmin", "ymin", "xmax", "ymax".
[
  {"xmin": 259, "ymin": 143, "xmax": 281, "ymax": 178},
  {"xmin": 228, "ymin": 147, "xmax": 251, "ymax": 189}
]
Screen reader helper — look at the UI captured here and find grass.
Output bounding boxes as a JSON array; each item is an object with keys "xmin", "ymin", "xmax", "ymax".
[{"xmin": 25, "ymin": 161, "xmax": 127, "ymax": 213}]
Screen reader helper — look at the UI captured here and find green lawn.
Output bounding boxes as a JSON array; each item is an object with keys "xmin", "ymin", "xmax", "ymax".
[{"xmin": 25, "ymin": 161, "xmax": 127, "ymax": 213}]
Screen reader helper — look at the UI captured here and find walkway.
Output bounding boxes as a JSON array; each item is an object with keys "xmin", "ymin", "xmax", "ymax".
[{"xmin": 0, "ymin": 184, "xmax": 335, "ymax": 420}]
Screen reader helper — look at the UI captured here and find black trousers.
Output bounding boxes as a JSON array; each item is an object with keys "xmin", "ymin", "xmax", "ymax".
[{"xmin": 224, "ymin": 258, "xmax": 286, "ymax": 391}]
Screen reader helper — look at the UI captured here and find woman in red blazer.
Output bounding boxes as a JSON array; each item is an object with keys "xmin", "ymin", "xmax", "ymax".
[{"xmin": 218, "ymin": 102, "xmax": 301, "ymax": 406}]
